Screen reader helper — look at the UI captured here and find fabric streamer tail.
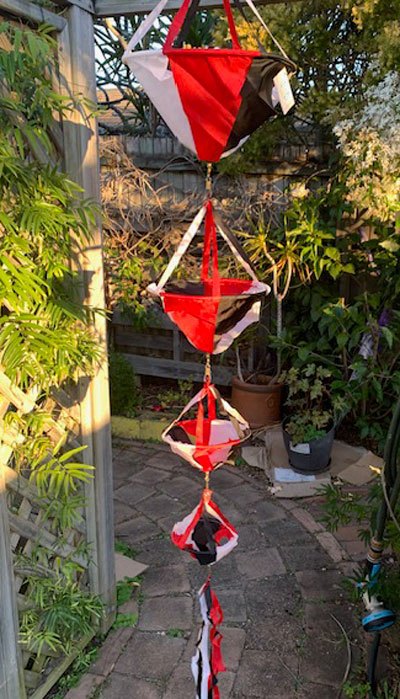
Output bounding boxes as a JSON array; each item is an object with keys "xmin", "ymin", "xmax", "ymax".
[{"xmin": 192, "ymin": 578, "xmax": 226, "ymax": 698}]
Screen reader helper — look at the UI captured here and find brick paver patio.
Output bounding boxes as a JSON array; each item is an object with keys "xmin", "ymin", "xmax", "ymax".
[{"xmin": 67, "ymin": 439, "xmax": 363, "ymax": 699}]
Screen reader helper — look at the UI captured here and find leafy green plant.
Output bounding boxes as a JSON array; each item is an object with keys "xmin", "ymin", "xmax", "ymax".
[
  {"xmin": 167, "ymin": 628, "xmax": 185, "ymax": 638},
  {"xmin": 109, "ymin": 351, "xmax": 141, "ymax": 417},
  {"xmin": 50, "ymin": 646, "xmax": 99, "ymax": 699},
  {"xmin": 320, "ymin": 481, "xmax": 400, "ymax": 616},
  {"xmin": 0, "ymin": 21, "xmax": 105, "ymax": 662},
  {"xmin": 112, "ymin": 612, "xmax": 138, "ymax": 629},
  {"xmin": 20, "ymin": 564, "xmax": 104, "ymax": 656},
  {"xmin": 115, "ymin": 539, "xmax": 138, "ymax": 559},
  {"xmin": 154, "ymin": 378, "xmax": 194, "ymax": 411},
  {"xmin": 280, "ymin": 364, "xmax": 345, "ymax": 444},
  {"xmin": 116, "ymin": 577, "xmax": 141, "ymax": 607}
]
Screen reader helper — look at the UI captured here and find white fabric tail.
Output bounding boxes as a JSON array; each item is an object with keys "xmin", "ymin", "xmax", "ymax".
[
  {"xmin": 122, "ymin": 0, "xmax": 169, "ymax": 57},
  {"xmin": 215, "ymin": 223, "xmax": 258, "ymax": 282},
  {"xmin": 242, "ymin": 0, "xmax": 291, "ymax": 62},
  {"xmin": 153, "ymin": 206, "xmax": 207, "ymax": 292}
]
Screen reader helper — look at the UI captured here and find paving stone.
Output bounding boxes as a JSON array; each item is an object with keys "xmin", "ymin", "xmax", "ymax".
[
  {"xmin": 214, "ymin": 590, "xmax": 247, "ymax": 623},
  {"xmin": 316, "ymin": 531, "xmax": 348, "ymax": 563},
  {"xmin": 135, "ymin": 493, "xmax": 186, "ymax": 521},
  {"xmin": 99, "ymin": 673, "xmax": 162, "ymax": 699},
  {"xmin": 118, "ymin": 598, "xmax": 139, "ymax": 616},
  {"xmin": 341, "ymin": 539, "xmax": 366, "ymax": 560},
  {"xmin": 248, "ymin": 500, "xmax": 287, "ymax": 524},
  {"xmin": 139, "ymin": 595, "xmax": 192, "ymax": 631},
  {"xmin": 113, "ymin": 499, "xmax": 138, "ymax": 526},
  {"xmin": 235, "ymin": 548, "xmax": 286, "ymax": 579},
  {"xmin": 158, "ymin": 510, "xmax": 183, "ymax": 533},
  {"xmin": 163, "ymin": 664, "xmax": 195, "ymax": 699},
  {"xmin": 136, "ymin": 538, "xmax": 183, "ymax": 568},
  {"xmin": 213, "ymin": 494, "xmax": 249, "ymax": 525},
  {"xmin": 141, "ymin": 564, "xmax": 190, "ymax": 596},
  {"xmin": 280, "ymin": 544, "xmax": 331, "ymax": 572},
  {"xmin": 220, "ymin": 627, "xmax": 246, "ymax": 670},
  {"xmin": 115, "ymin": 516, "xmax": 161, "ymax": 544},
  {"xmin": 299, "ymin": 632, "xmax": 347, "ymax": 687},
  {"xmin": 278, "ymin": 499, "xmax": 297, "ymax": 511},
  {"xmin": 114, "ymin": 631, "xmax": 185, "ymax": 678},
  {"xmin": 90, "ymin": 627, "xmax": 134, "ymax": 677},
  {"xmin": 235, "ymin": 524, "xmax": 267, "ymax": 551},
  {"xmin": 129, "ymin": 467, "xmax": 170, "ymax": 487},
  {"xmin": 259, "ymin": 517, "xmax": 313, "ymax": 546},
  {"xmin": 218, "ymin": 670, "xmax": 235, "ymax": 696},
  {"xmin": 210, "ymin": 468, "xmax": 246, "ymax": 490},
  {"xmin": 223, "ymin": 484, "xmax": 264, "ymax": 509},
  {"xmin": 188, "ymin": 555, "xmax": 242, "ymax": 591},
  {"xmin": 157, "ymin": 475, "xmax": 200, "ymax": 504},
  {"xmin": 246, "ymin": 576, "xmax": 302, "ymax": 619},
  {"xmin": 291, "ymin": 507, "xmax": 324, "ymax": 534},
  {"xmin": 297, "ymin": 682, "xmax": 339, "ymax": 699},
  {"xmin": 334, "ymin": 524, "xmax": 362, "ymax": 542},
  {"xmin": 114, "ymin": 482, "xmax": 156, "ymax": 507},
  {"xmin": 245, "ymin": 615, "xmax": 304, "ymax": 655},
  {"xmin": 233, "ymin": 650, "xmax": 295, "ymax": 697},
  {"xmin": 115, "ymin": 554, "xmax": 147, "ymax": 581},
  {"xmin": 65, "ymin": 673, "xmax": 105, "ymax": 698},
  {"xmin": 300, "ymin": 602, "xmax": 356, "ymax": 687},
  {"xmin": 146, "ymin": 451, "xmax": 183, "ymax": 471},
  {"xmin": 295, "ymin": 569, "xmax": 345, "ymax": 601}
]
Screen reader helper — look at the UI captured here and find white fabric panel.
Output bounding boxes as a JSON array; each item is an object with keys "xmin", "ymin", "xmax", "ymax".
[
  {"xmin": 192, "ymin": 586, "xmax": 211, "ymax": 699},
  {"xmin": 123, "ymin": 50, "xmax": 196, "ymax": 154},
  {"xmin": 221, "ymin": 135, "xmax": 249, "ymax": 159},
  {"xmin": 172, "ymin": 504, "xmax": 199, "ymax": 537},
  {"xmin": 123, "ymin": 0, "xmax": 169, "ymax": 52},
  {"xmin": 214, "ymin": 300, "xmax": 262, "ymax": 354},
  {"xmin": 149, "ymin": 206, "xmax": 207, "ymax": 293}
]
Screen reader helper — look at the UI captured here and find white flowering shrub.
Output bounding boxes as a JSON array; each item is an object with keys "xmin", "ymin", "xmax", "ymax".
[{"xmin": 333, "ymin": 71, "xmax": 400, "ymax": 223}]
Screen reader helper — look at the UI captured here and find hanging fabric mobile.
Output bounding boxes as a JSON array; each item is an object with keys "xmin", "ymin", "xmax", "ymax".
[
  {"xmin": 122, "ymin": 0, "xmax": 295, "ymax": 162},
  {"xmin": 162, "ymin": 378, "xmax": 250, "ymax": 472},
  {"xmin": 192, "ymin": 577, "xmax": 226, "ymax": 698},
  {"xmin": 172, "ymin": 487, "xmax": 238, "ymax": 564},
  {"xmin": 148, "ymin": 200, "xmax": 270, "ymax": 354}
]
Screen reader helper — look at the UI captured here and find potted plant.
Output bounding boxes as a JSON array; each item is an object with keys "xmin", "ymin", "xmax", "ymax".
[
  {"xmin": 230, "ymin": 219, "xmax": 296, "ymax": 429},
  {"xmin": 280, "ymin": 364, "xmax": 345, "ymax": 474}
]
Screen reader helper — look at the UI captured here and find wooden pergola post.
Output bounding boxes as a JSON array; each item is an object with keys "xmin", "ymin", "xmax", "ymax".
[
  {"xmin": 0, "ymin": 482, "xmax": 26, "ymax": 699},
  {"xmin": 58, "ymin": 3, "xmax": 116, "ymax": 630}
]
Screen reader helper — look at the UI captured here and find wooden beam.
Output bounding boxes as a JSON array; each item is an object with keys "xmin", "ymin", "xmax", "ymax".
[
  {"xmin": 58, "ymin": 4, "xmax": 116, "ymax": 632},
  {"xmin": 50, "ymin": 0, "xmax": 95, "ymax": 14},
  {"xmin": 0, "ymin": 0, "xmax": 66, "ymax": 31},
  {"xmin": 95, "ymin": 0, "xmax": 299, "ymax": 16},
  {"xmin": 0, "ymin": 487, "xmax": 27, "ymax": 699}
]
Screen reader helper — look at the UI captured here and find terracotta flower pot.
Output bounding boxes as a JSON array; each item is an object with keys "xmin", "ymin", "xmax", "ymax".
[{"xmin": 231, "ymin": 375, "xmax": 283, "ymax": 429}]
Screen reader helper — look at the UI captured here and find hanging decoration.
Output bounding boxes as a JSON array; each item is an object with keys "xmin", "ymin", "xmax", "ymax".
[
  {"xmin": 122, "ymin": 0, "xmax": 295, "ymax": 162},
  {"xmin": 171, "ymin": 488, "xmax": 238, "ymax": 564},
  {"xmin": 192, "ymin": 577, "xmax": 226, "ymax": 698},
  {"xmin": 120, "ymin": 1, "xmax": 295, "ymax": 693},
  {"xmin": 162, "ymin": 378, "xmax": 250, "ymax": 472},
  {"xmin": 147, "ymin": 199, "xmax": 270, "ymax": 354}
]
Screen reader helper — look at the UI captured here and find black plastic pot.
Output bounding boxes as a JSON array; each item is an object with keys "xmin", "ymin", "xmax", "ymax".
[{"xmin": 282, "ymin": 424, "xmax": 335, "ymax": 475}]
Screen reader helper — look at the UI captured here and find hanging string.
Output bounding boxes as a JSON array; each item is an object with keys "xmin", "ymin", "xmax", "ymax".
[
  {"xmin": 205, "ymin": 162, "xmax": 213, "ymax": 197},
  {"xmin": 204, "ymin": 353, "xmax": 211, "ymax": 383}
]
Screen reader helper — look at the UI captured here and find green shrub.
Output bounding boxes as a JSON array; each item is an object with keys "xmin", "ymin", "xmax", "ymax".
[{"xmin": 109, "ymin": 351, "xmax": 141, "ymax": 417}]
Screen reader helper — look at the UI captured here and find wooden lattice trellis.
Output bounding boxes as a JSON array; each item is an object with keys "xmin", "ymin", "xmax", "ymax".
[{"xmin": 0, "ymin": 373, "xmax": 94, "ymax": 696}]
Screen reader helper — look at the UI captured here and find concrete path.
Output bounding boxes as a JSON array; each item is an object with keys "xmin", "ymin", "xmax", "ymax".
[{"xmin": 69, "ymin": 439, "xmax": 362, "ymax": 699}]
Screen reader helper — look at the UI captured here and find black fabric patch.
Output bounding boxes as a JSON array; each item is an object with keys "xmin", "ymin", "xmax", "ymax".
[
  {"xmin": 214, "ymin": 291, "xmax": 264, "ymax": 338},
  {"xmin": 225, "ymin": 54, "xmax": 293, "ymax": 152},
  {"xmin": 192, "ymin": 514, "xmax": 221, "ymax": 565}
]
